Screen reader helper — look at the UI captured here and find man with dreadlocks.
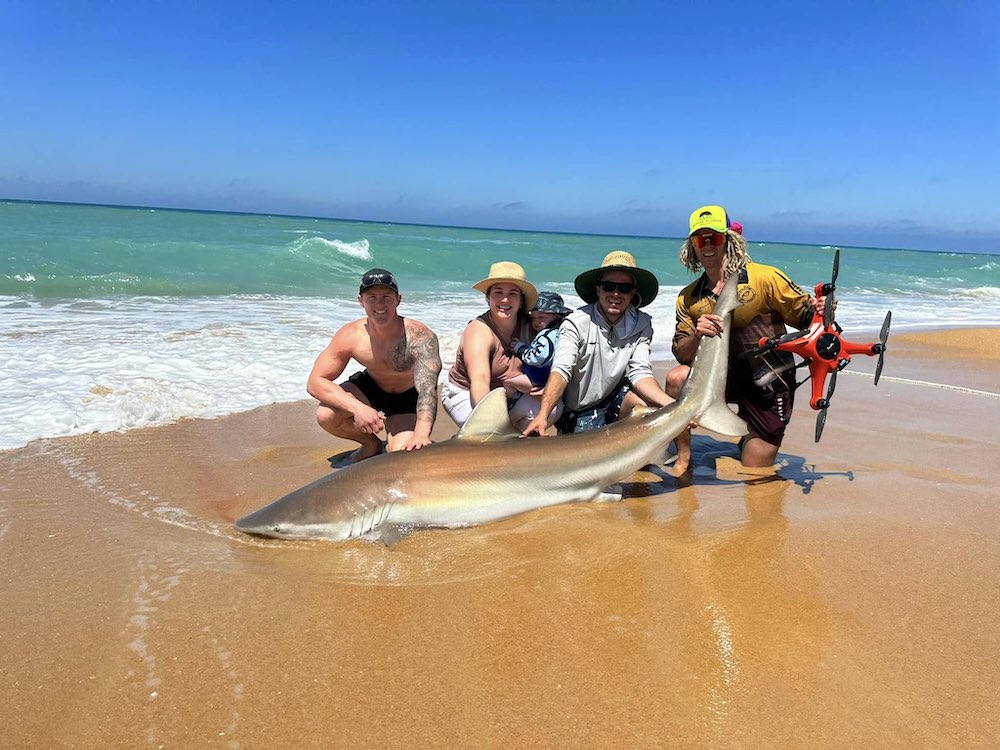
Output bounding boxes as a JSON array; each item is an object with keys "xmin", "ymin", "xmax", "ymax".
[{"xmin": 664, "ymin": 206, "xmax": 833, "ymax": 471}]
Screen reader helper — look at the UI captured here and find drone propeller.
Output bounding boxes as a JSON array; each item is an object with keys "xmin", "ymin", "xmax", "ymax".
[
  {"xmin": 822, "ymin": 248, "xmax": 840, "ymax": 329},
  {"xmin": 814, "ymin": 369, "xmax": 838, "ymax": 442},
  {"xmin": 873, "ymin": 310, "xmax": 892, "ymax": 385}
]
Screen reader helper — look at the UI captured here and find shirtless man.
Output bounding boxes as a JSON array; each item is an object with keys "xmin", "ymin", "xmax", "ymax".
[{"xmin": 307, "ymin": 268, "xmax": 442, "ymax": 462}]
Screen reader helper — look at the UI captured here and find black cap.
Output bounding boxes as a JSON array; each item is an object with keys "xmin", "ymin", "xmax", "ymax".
[{"xmin": 359, "ymin": 268, "xmax": 399, "ymax": 294}]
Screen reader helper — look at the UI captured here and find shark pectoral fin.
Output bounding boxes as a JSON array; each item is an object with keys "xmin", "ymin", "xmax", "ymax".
[
  {"xmin": 596, "ymin": 484, "xmax": 624, "ymax": 502},
  {"xmin": 456, "ymin": 388, "xmax": 522, "ymax": 442},
  {"xmin": 377, "ymin": 524, "xmax": 409, "ymax": 547},
  {"xmin": 698, "ymin": 401, "xmax": 749, "ymax": 437}
]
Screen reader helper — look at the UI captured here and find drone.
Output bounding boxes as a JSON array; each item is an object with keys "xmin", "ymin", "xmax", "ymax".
[{"xmin": 744, "ymin": 248, "xmax": 891, "ymax": 442}]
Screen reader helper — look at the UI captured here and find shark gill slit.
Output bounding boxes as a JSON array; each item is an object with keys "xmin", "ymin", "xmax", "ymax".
[
  {"xmin": 349, "ymin": 510, "xmax": 364, "ymax": 539},
  {"xmin": 375, "ymin": 501, "xmax": 393, "ymax": 529}
]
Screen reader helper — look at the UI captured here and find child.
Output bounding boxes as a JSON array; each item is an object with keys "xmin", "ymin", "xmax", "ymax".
[{"xmin": 505, "ymin": 291, "xmax": 572, "ymax": 402}]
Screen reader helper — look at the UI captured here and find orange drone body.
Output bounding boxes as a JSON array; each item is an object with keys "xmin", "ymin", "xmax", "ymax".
[
  {"xmin": 747, "ymin": 248, "xmax": 891, "ymax": 441},
  {"xmin": 760, "ymin": 282, "xmax": 885, "ymax": 410}
]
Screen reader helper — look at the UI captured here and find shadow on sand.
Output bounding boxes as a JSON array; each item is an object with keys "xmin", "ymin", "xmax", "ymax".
[{"xmin": 621, "ymin": 433, "xmax": 855, "ymax": 499}]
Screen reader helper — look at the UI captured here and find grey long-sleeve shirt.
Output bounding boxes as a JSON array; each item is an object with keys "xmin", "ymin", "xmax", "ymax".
[{"xmin": 549, "ymin": 303, "xmax": 655, "ymax": 412}]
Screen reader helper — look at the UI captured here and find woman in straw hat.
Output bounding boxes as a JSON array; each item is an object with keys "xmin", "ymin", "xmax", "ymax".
[
  {"xmin": 441, "ymin": 261, "xmax": 562, "ymax": 430},
  {"xmin": 521, "ymin": 250, "xmax": 676, "ymax": 437}
]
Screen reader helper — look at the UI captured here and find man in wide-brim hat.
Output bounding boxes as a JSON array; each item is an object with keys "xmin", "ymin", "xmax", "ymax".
[{"xmin": 522, "ymin": 251, "xmax": 676, "ymax": 436}]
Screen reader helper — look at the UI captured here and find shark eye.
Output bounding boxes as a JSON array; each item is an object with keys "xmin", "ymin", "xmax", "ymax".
[{"xmin": 272, "ymin": 525, "xmax": 281, "ymax": 532}]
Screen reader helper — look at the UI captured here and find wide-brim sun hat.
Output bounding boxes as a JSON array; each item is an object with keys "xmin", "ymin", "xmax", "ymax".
[
  {"xmin": 472, "ymin": 261, "xmax": 538, "ymax": 311},
  {"xmin": 688, "ymin": 205, "xmax": 730, "ymax": 236},
  {"xmin": 574, "ymin": 250, "xmax": 659, "ymax": 308}
]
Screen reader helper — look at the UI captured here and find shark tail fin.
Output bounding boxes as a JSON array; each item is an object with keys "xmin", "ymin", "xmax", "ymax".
[
  {"xmin": 456, "ymin": 388, "xmax": 522, "ymax": 442},
  {"xmin": 697, "ymin": 399, "xmax": 748, "ymax": 438}
]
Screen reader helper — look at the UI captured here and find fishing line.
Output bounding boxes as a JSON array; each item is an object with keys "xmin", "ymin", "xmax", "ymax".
[{"xmin": 840, "ymin": 370, "xmax": 1000, "ymax": 399}]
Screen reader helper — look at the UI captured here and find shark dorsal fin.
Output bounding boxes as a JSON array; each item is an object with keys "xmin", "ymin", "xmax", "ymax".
[{"xmin": 456, "ymin": 388, "xmax": 522, "ymax": 442}]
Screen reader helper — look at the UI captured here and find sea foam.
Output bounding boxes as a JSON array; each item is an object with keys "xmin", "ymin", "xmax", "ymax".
[{"xmin": 288, "ymin": 236, "xmax": 372, "ymax": 260}]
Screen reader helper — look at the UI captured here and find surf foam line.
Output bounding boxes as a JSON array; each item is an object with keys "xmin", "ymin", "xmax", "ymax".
[{"xmin": 841, "ymin": 370, "xmax": 1000, "ymax": 399}]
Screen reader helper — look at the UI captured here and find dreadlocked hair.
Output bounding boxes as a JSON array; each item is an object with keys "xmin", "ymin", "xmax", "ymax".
[{"xmin": 679, "ymin": 230, "xmax": 752, "ymax": 276}]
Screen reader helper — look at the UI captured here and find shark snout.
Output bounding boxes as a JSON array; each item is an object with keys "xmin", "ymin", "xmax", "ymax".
[{"xmin": 234, "ymin": 509, "xmax": 284, "ymax": 537}]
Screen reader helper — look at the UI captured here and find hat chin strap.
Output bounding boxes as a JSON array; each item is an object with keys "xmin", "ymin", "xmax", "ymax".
[{"xmin": 597, "ymin": 302, "xmax": 627, "ymax": 326}]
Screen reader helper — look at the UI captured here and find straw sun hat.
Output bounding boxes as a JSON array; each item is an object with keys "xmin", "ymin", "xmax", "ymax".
[
  {"xmin": 574, "ymin": 250, "xmax": 659, "ymax": 308},
  {"xmin": 472, "ymin": 261, "xmax": 538, "ymax": 311}
]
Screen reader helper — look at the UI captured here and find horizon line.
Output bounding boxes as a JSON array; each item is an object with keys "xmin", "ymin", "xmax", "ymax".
[{"xmin": 0, "ymin": 196, "xmax": 956, "ymax": 256}]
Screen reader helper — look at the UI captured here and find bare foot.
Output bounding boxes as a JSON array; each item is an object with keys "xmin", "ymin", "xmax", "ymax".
[{"xmin": 348, "ymin": 439, "xmax": 385, "ymax": 464}]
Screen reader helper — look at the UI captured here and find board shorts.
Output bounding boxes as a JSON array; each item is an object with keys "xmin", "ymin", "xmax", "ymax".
[
  {"xmin": 556, "ymin": 381, "xmax": 630, "ymax": 434},
  {"xmin": 726, "ymin": 362, "xmax": 794, "ymax": 447},
  {"xmin": 346, "ymin": 370, "xmax": 419, "ymax": 417}
]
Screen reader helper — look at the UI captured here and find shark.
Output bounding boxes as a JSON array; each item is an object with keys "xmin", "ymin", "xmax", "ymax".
[{"xmin": 235, "ymin": 273, "xmax": 747, "ymax": 543}]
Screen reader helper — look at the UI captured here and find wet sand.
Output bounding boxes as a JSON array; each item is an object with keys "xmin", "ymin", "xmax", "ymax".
[{"xmin": 2, "ymin": 328, "xmax": 999, "ymax": 749}]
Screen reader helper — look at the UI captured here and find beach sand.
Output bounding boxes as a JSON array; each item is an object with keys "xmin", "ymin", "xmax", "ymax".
[{"xmin": 2, "ymin": 328, "xmax": 999, "ymax": 749}]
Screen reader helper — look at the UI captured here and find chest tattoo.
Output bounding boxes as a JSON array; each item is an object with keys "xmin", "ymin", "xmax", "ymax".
[{"xmin": 389, "ymin": 335, "xmax": 413, "ymax": 372}]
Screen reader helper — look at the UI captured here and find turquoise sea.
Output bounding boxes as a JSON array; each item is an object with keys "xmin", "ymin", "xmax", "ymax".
[{"xmin": 3, "ymin": 200, "xmax": 999, "ymax": 451}]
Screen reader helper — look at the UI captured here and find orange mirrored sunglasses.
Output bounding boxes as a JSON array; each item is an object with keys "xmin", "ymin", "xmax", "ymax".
[{"xmin": 691, "ymin": 232, "xmax": 727, "ymax": 249}]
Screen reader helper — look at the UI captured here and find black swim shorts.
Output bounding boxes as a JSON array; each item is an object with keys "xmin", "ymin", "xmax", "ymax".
[
  {"xmin": 346, "ymin": 370, "xmax": 419, "ymax": 417},
  {"xmin": 726, "ymin": 361, "xmax": 795, "ymax": 447}
]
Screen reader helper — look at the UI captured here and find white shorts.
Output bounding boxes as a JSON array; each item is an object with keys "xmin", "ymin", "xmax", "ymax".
[
  {"xmin": 441, "ymin": 380, "xmax": 476, "ymax": 426},
  {"xmin": 440, "ymin": 380, "xmax": 561, "ymax": 430}
]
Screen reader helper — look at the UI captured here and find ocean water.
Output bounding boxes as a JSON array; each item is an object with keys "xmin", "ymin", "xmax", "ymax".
[{"xmin": 3, "ymin": 200, "xmax": 999, "ymax": 451}]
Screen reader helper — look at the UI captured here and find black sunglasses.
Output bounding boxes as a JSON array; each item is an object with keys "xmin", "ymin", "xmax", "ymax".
[{"xmin": 598, "ymin": 281, "xmax": 636, "ymax": 294}]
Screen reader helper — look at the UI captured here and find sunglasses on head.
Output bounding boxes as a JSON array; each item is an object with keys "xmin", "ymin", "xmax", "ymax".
[
  {"xmin": 691, "ymin": 232, "xmax": 727, "ymax": 249},
  {"xmin": 598, "ymin": 281, "xmax": 636, "ymax": 294}
]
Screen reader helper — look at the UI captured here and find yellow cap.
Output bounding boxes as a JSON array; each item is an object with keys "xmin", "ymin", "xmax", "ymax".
[{"xmin": 688, "ymin": 205, "xmax": 729, "ymax": 235}]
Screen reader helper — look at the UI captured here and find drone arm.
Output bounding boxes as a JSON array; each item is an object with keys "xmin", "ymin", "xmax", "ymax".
[
  {"xmin": 806, "ymin": 359, "xmax": 829, "ymax": 410},
  {"xmin": 839, "ymin": 338, "xmax": 879, "ymax": 357}
]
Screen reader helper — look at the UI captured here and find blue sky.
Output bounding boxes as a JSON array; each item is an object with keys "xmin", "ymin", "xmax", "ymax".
[{"xmin": 3, "ymin": 0, "xmax": 998, "ymax": 251}]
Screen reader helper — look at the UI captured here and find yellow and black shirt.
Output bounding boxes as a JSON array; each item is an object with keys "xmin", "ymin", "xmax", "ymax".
[{"xmin": 673, "ymin": 262, "xmax": 814, "ymax": 392}]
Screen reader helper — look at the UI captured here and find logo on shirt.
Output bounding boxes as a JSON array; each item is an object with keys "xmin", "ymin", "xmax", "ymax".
[{"xmin": 738, "ymin": 286, "xmax": 757, "ymax": 304}]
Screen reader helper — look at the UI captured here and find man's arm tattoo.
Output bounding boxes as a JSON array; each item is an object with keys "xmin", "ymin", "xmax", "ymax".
[{"xmin": 410, "ymin": 330, "xmax": 442, "ymax": 423}]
